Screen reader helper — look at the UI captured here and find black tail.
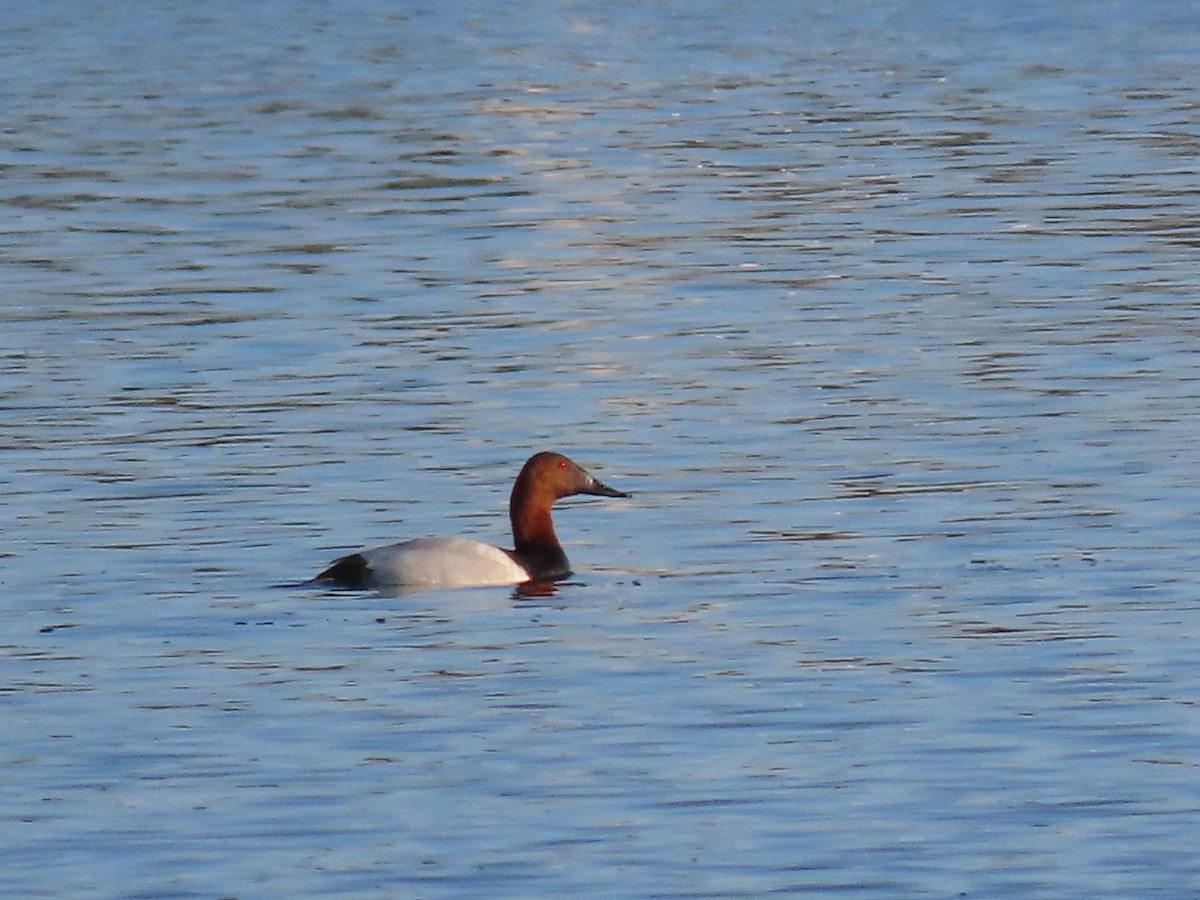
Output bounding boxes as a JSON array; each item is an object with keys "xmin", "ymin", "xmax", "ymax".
[{"xmin": 313, "ymin": 553, "xmax": 372, "ymax": 588}]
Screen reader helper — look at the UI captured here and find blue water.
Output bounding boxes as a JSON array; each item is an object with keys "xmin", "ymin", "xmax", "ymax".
[{"xmin": 3, "ymin": 1, "xmax": 1200, "ymax": 897}]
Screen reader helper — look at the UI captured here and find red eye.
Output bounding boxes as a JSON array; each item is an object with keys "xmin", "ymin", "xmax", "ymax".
[{"xmin": 558, "ymin": 460, "xmax": 568, "ymax": 469}]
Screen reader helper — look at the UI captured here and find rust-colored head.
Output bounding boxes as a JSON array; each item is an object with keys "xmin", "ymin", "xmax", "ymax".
[
  {"xmin": 509, "ymin": 452, "xmax": 629, "ymax": 554},
  {"xmin": 513, "ymin": 451, "xmax": 629, "ymax": 503}
]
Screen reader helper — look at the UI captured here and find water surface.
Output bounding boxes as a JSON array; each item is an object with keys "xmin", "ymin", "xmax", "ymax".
[{"xmin": 3, "ymin": 1, "xmax": 1200, "ymax": 897}]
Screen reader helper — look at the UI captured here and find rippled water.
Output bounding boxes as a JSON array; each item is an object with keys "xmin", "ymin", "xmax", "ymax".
[{"xmin": 4, "ymin": 1, "xmax": 1200, "ymax": 897}]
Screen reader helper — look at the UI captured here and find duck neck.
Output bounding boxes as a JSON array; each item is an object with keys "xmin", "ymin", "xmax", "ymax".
[{"xmin": 510, "ymin": 488, "xmax": 570, "ymax": 580}]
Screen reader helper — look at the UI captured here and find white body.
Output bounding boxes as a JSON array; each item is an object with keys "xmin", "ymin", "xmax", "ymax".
[{"xmin": 361, "ymin": 536, "xmax": 530, "ymax": 588}]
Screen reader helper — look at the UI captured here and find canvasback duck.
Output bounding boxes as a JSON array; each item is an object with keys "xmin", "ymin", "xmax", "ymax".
[{"xmin": 314, "ymin": 451, "xmax": 629, "ymax": 589}]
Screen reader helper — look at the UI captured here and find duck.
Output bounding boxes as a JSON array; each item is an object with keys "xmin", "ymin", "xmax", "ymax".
[{"xmin": 313, "ymin": 451, "xmax": 629, "ymax": 589}]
